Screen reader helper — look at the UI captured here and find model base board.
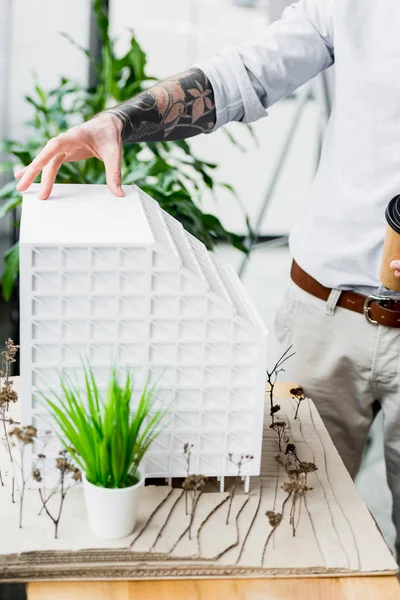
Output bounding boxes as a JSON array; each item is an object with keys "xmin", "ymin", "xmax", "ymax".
[{"xmin": 0, "ymin": 386, "xmax": 397, "ymax": 581}]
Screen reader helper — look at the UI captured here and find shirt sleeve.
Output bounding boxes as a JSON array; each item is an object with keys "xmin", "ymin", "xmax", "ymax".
[{"xmin": 194, "ymin": 0, "xmax": 335, "ymax": 130}]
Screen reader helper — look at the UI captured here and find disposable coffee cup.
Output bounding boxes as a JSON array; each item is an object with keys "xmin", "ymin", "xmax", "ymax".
[{"xmin": 380, "ymin": 195, "xmax": 400, "ymax": 292}]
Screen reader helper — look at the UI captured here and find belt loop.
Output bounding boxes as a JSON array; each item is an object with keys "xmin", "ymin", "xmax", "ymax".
[{"xmin": 325, "ymin": 289, "xmax": 342, "ymax": 316}]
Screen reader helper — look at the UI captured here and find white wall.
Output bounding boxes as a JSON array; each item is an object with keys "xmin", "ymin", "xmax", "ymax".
[
  {"xmin": 1, "ymin": 0, "xmax": 91, "ymax": 142},
  {"xmin": 110, "ymin": 0, "xmax": 269, "ymax": 76},
  {"xmin": 0, "ymin": 0, "xmax": 11, "ymax": 144},
  {"xmin": 109, "ymin": 0, "xmax": 319, "ymax": 236}
]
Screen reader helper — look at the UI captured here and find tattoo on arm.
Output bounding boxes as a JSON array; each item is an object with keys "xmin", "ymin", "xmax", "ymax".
[{"xmin": 105, "ymin": 68, "xmax": 216, "ymax": 143}]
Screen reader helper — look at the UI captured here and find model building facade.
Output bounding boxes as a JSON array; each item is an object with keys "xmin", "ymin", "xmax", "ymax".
[{"xmin": 20, "ymin": 184, "xmax": 268, "ymax": 488}]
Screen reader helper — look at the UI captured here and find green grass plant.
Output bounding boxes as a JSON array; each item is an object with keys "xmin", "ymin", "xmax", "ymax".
[{"xmin": 44, "ymin": 366, "xmax": 168, "ymax": 488}]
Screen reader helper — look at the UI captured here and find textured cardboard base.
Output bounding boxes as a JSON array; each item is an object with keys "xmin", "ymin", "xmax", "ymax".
[{"xmin": 0, "ymin": 387, "xmax": 397, "ymax": 581}]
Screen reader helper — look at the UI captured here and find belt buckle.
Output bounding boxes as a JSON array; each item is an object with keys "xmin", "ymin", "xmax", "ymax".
[{"xmin": 363, "ymin": 294, "xmax": 390, "ymax": 324}]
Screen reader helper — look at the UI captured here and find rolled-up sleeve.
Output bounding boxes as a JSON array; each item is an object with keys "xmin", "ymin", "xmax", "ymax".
[{"xmin": 194, "ymin": 0, "xmax": 334, "ymax": 131}]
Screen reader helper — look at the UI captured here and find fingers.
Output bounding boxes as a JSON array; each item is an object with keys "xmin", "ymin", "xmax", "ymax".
[
  {"xmin": 38, "ymin": 153, "xmax": 66, "ymax": 200},
  {"xmin": 99, "ymin": 143, "xmax": 124, "ymax": 197},
  {"xmin": 14, "ymin": 166, "xmax": 27, "ymax": 180},
  {"xmin": 16, "ymin": 136, "xmax": 66, "ymax": 192},
  {"xmin": 390, "ymin": 260, "xmax": 400, "ymax": 277},
  {"xmin": 65, "ymin": 148, "xmax": 95, "ymax": 162},
  {"xmin": 14, "ymin": 117, "xmax": 124, "ymax": 199}
]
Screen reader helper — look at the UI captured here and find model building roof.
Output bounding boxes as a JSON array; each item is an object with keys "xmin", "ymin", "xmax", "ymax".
[{"xmin": 20, "ymin": 184, "xmax": 266, "ymax": 332}]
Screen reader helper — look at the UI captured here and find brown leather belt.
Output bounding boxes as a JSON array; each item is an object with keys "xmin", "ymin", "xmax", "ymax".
[{"xmin": 290, "ymin": 260, "xmax": 400, "ymax": 328}]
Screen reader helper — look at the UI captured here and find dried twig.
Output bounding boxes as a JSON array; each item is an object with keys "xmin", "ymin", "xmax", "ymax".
[
  {"xmin": 266, "ymin": 346, "xmax": 295, "ymax": 424},
  {"xmin": 235, "ymin": 484, "xmax": 263, "ymax": 565},
  {"xmin": 130, "ymin": 488, "xmax": 175, "ymax": 548},
  {"xmin": 197, "ymin": 495, "xmax": 231, "ymax": 558},
  {"xmin": 169, "ymin": 492, "xmax": 202, "ymax": 553},
  {"xmin": 150, "ymin": 489, "xmax": 184, "ymax": 551}
]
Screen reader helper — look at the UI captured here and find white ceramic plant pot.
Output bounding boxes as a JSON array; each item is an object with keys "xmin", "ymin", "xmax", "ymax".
[{"xmin": 83, "ymin": 471, "xmax": 144, "ymax": 539}]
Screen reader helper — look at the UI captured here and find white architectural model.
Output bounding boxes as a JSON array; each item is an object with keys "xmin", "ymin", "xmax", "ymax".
[{"xmin": 20, "ymin": 184, "xmax": 268, "ymax": 489}]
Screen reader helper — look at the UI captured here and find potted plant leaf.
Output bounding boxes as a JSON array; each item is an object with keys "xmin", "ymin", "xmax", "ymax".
[{"xmin": 44, "ymin": 366, "xmax": 168, "ymax": 539}]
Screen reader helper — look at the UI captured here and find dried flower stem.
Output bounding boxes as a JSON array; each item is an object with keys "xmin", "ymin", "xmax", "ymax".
[
  {"xmin": 9, "ymin": 426, "xmax": 36, "ymax": 527},
  {"xmin": 35, "ymin": 450, "xmax": 81, "ymax": 539},
  {"xmin": 0, "ymin": 339, "xmax": 19, "ymax": 501},
  {"xmin": 270, "ymin": 443, "xmax": 317, "ymax": 542},
  {"xmin": 38, "ymin": 481, "xmax": 61, "ymax": 516},
  {"xmin": 290, "ymin": 386, "xmax": 306, "ymax": 420},
  {"xmin": 226, "ymin": 454, "xmax": 253, "ymax": 525},
  {"xmin": 273, "ymin": 460, "xmax": 280, "ymax": 512},
  {"xmin": 262, "ymin": 492, "xmax": 292, "ymax": 563},
  {"xmin": 283, "ymin": 471, "xmax": 313, "ymax": 538},
  {"xmin": 183, "ymin": 443, "xmax": 193, "ymax": 516},
  {"xmin": 188, "ymin": 491, "xmax": 197, "ymax": 539},
  {"xmin": 19, "ymin": 446, "xmax": 26, "ymax": 528},
  {"xmin": 38, "ymin": 473, "xmax": 66, "ymax": 539},
  {"xmin": 289, "ymin": 490, "xmax": 303, "ymax": 537},
  {"xmin": 269, "ymin": 421, "xmax": 288, "ymax": 452},
  {"xmin": 182, "ymin": 474, "xmax": 206, "ymax": 540},
  {"xmin": 295, "ymin": 493, "xmax": 303, "ymax": 535}
]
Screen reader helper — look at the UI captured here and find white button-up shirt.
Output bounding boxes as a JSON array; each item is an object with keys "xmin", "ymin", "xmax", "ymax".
[{"xmin": 196, "ymin": 0, "xmax": 400, "ymax": 292}]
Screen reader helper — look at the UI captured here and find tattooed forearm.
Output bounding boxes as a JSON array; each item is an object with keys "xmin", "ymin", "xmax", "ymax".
[{"xmin": 104, "ymin": 68, "xmax": 216, "ymax": 143}]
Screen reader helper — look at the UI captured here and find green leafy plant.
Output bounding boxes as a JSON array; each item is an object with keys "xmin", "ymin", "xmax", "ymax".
[
  {"xmin": 44, "ymin": 367, "xmax": 168, "ymax": 489},
  {"xmin": 0, "ymin": 0, "xmax": 251, "ymax": 300}
]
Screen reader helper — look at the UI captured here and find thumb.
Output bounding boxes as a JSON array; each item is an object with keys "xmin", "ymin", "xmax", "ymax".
[{"xmin": 100, "ymin": 143, "xmax": 124, "ymax": 197}]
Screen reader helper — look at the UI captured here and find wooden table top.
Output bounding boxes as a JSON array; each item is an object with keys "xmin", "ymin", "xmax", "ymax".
[
  {"xmin": 27, "ymin": 576, "xmax": 400, "ymax": 600},
  {"xmin": 24, "ymin": 382, "xmax": 400, "ymax": 598}
]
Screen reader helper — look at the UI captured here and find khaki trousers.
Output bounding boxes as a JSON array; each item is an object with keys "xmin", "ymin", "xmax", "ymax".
[{"xmin": 275, "ymin": 282, "xmax": 400, "ymax": 557}]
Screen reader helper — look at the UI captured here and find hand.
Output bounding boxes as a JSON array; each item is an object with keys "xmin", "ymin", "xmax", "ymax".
[
  {"xmin": 15, "ymin": 113, "xmax": 124, "ymax": 200},
  {"xmin": 390, "ymin": 260, "xmax": 400, "ymax": 278}
]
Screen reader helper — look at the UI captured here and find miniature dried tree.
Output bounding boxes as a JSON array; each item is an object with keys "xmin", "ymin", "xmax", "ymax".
[
  {"xmin": 269, "ymin": 420, "xmax": 288, "ymax": 452},
  {"xmin": 280, "ymin": 443, "xmax": 318, "ymax": 483},
  {"xmin": 183, "ymin": 442, "xmax": 194, "ymax": 515},
  {"xmin": 285, "ymin": 442, "xmax": 301, "ymax": 464},
  {"xmin": 282, "ymin": 472, "xmax": 313, "ymax": 537},
  {"xmin": 262, "ymin": 510, "xmax": 283, "ymax": 562},
  {"xmin": 266, "ymin": 346, "xmax": 295, "ymax": 424},
  {"xmin": 33, "ymin": 430, "xmax": 66, "ymax": 517},
  {"xmin": 226, "ymin": 453, "xmax": 253, "ymax": 525},
  {"xmin": 274, "ymin": 444, "xmax": 317, "ymax": 537},
  {"xmin": 182, "ymin": 474, "xmax": 206, "ymax": 539},
  {"xmin": 290, "ymin": 386, "xmax": 307, "ymax": 419},
  {"xmin": 33, "ymin": 448, "xmax": 81, "ymax": 539},
  {"xmin": 9, "ymin": 425, "xmax": 37, "ymax": 528},
  {"xmin": 263, "ymin": 342, "xmax": 317, "ymax": 549},
  {"xmin": 0, "ymin": 338, "xmax": 20, "ymax": 498}
]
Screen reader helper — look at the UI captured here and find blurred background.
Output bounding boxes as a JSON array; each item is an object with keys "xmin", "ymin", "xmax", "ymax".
[
  {"xmin": 0, "ymin": 0, "xmax": 320, "ymax": 343},
  {"xmin": 0, "ymin": 1, "xmax": 394, "ymax": 598}
]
